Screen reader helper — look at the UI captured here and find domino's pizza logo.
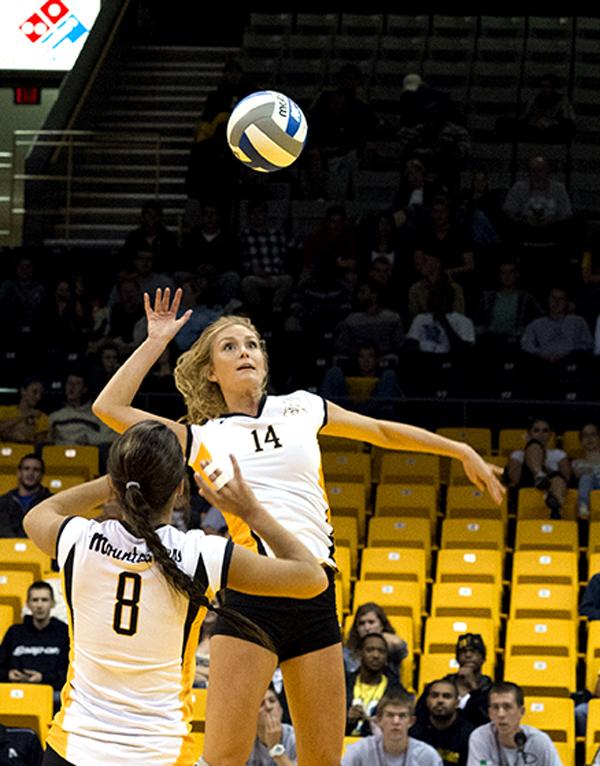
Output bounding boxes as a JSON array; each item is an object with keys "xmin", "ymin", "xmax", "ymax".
[{"xmin": 19, "ymin": 1, "xmax": 89, "ymax": 53}]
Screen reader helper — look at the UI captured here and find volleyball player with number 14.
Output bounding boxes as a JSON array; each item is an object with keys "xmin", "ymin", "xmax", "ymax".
[{"xmin": 92, "ymin": 288, "xmax": 504, "ymax": 766}]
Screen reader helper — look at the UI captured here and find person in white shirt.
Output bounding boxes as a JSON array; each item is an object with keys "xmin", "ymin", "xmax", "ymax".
[
  {"xmin": 22, "ymin": 420, "xmax": 326, "ymax": 766},
  {"xmin": 91, "ymin": 287, "xmax": 504, "ymax": 766}
]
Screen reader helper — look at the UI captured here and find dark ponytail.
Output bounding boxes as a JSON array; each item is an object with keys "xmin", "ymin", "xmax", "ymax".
[{"xmin": 108, "ymin": 420, "xmax": 275, "ymax": 652}]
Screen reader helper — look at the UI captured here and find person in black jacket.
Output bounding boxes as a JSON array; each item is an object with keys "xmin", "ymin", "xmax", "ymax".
[
  {"xmin": 0, "ymin": 724, "xmax": 43, "ymax": 766},
  {"xmin": 0, "ymin": 581, "xmax": 69, "ymax": 710},
  {"xmin": 410, "ymin": 678, "xmax": 476, "ymax": 766},
  {"xmin": 0, "ymin": 455, "xmax": 51, "ymax": 538},
  {"xmin": 442, "ymin": 633, "xmax": 493, "ymax": 727}
]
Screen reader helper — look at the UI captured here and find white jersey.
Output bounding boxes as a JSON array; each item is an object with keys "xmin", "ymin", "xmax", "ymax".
[
  {"xmin": 48, "ymin": 516, "xmax": 232, "ymax": 766},
  {"xmin": 188, "ymin": 390, "xmax": 335, "ymax": 566}
]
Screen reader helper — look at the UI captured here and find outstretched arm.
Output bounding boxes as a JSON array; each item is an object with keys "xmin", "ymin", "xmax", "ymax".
[
  {"xmin": 92, "ymin": 288, "xmax": 191, "ymax": 447},
  {"xmin": 323, "ymin": 402, "xmax": 505, "ymax": 504}
]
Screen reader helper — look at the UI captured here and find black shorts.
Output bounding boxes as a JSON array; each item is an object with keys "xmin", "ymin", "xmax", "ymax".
[
  {"xmin": 43, "ymin": 746, "xmax": 74, "ymax": 766},
  {"xmin": 212, "ymin": 567, "xmax": 341, "ymax": 662}
]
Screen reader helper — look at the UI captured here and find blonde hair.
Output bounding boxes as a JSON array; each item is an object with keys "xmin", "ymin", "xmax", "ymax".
[{"xmin": 174, "ymin": 315, "xmax": 268, "ymax": 423}]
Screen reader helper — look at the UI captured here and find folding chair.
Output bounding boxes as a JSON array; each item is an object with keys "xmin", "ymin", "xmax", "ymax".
[
  {"xmin": 435, "ymin": 549, "xmax": 503, "ymax": 586},
  {"xmin": 504, "ymin": 655, "xmax": 575, "ymax": 696},
  {"xmin": 445, "ymin": 486, "xmax": 507, "ymax": 524},
  {"xmin": 440, "ymin": 518, "xmax": 504, "ymax": 551},
  {"xmin": 505, "ymin": 618, "xmax": 577, "ymax": 660},
  {"xmin": 376, "ymin": 451, "xmax": 440, "ymax": 486},
  {"xmin": 322, "ymin": 452, "xmax": 371, "ymax": 485},
  {"xmin": 0, "ymin": 683, "xmax": 53, "ymax": 741},
  {"xmin": 366, "ymin": 517, "xmax": 431, "ymax": 574},
  {"xmin": 360, "ymin": 548, "xmax": 426, "ymax": 603},
  {"xmin": 515, "ymin": 520, "xmax": 578, "ymax": 552},
  {"xmin": 41, "ymin": 445, "xmax": 100, "ymax": 480},
  {"xmin": 522, "ymin": 696, "xmax": 574, "ymax": 747},
  {"xmin": 509, "ymin": 583, "xmax": 578, "ymax": 621},
  {"xmin": 374, "ymin": 484, "xmax": 437, "ymax": 525},
  {"xmin": 511, "ymin": 550, "xmax": 578, "ymax": 588},
  {"xmin": 430, "ymin": 582, "xmax": 501, "ymax": 625},
  {"xmin": 0, "ymin": 538, "xmax": 52, "ymax": 581}
]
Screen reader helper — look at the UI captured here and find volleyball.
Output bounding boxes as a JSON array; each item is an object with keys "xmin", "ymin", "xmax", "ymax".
[{"xmin": 226, "ymin": 90, "xmax": 308, "ymax": 173}]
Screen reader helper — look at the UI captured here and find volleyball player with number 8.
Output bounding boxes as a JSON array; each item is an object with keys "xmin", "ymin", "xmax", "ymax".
[{"xmin": 92, "ymin": 288, "xmax": 504, "ymax": 766}]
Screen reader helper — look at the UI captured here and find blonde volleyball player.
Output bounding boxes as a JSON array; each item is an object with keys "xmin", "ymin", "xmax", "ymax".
[
  {"xmin": 92, "ymin": 288, "xmax": 505, "ymax": 766},
  {"xmin": 23, "ymin": 420, "xmax": 326, "ymax": 766}
]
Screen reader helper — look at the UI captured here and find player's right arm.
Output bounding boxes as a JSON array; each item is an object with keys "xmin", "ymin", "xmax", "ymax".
[
  {"xmin": 92, "ymin": 288, "xmax": 191, "ymax": 448},
  {"xmin": 196, "ymin": 457, "xmax": 328, "ymax": 599}
]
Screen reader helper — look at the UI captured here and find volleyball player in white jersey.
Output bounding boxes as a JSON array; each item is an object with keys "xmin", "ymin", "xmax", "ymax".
[
  {"xmin": 92, "ymin": 288, "xmax": 504, "ymax": 766},
  {"xmin": 22, "ymin": 420, "xmax": 326, "ymax": 766}
]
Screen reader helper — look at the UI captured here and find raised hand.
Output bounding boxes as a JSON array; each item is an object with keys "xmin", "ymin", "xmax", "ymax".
[
  {"xmin": 461, "ymin": 447, "xmax": 506, "ymax": 505},
  {"xmin": 144, "ymin": 288, "xmax": 192, "ymax": 344}
]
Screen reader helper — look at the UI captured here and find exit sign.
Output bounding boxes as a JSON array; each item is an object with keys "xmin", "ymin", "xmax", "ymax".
[{"xmin": 14, "ymin": 85, "xmax": 41, "ymax": 104}]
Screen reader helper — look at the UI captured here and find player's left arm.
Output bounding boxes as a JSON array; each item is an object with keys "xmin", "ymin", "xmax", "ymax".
[
  {"xmin": 322, "ymin": 402, "xmax": 505, "ymax": 504},
  {"xmin": 23, "ymin": 477, "xmax": 112, "ymax": 556}
]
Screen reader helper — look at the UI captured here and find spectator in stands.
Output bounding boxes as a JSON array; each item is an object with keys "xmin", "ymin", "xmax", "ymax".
[
  {"xmin": 137, "ymin": 343, "xmax": 179, "ymax": 398},
  {"xmin": 245, "ymin": 684, "xmax": 297, "ymax": 766},
  {"xmin": 504, "ymin": 418, "xmax": 570, "ymax": 520},
  {"xmin": 185, "ymin": 58, "xmax": 255, "ymax": 213},
  {"xmin": 502, "ymin": 156, "xmax": 574, "ymax": 262},
  {"xmin": 346, "ymin": 633, "xmax": 406, "ymax": 736},
  {"xmin": 467, "ymin": 681, "xmax": 561, "ymax": 765},
  {"xmin": 499, "ymin": 73, "xmax": 575, "ymax": 144},
  {"xmin": 571, "ymin": 423, "xmax": 600, "ymax": 519},
  {"xmin": 122, "ymin": 250, "xmax": 176, "ymax": 307},
  {"xmin": 476, "ymin": 261, "xmax": 543, "ymax": 348},
  {"xmin": 239, "ymin": 200, "xmax": 294, "ymax": 330},
  {"xmin": 48, "ymin": 371, "xmax": 115, "ymax": 447},
  {"xmin": 458, "ymin": 171, "xmax": 502, "ymax": 258},
  {"xmin": 344, "ymin": 603, "xmax": 408, "ymax": 685},
  {"xmin": 580, "ymin": 564, "xmax": 600, "ymax": 622},
  {"xmin": 0, "ymin": 454, "xmax": 50, "ymax": 538},
  {"xmin": 359, "ymin": 211, "xmax": 401, "ymax": 277},
  {"xmin": 410, "ymin": 678, "xmax": 476, "ymax": 766},
  {"xmin": 0, "ymin": 581, "xmax": 69, "ymax": 710},
  {"xmin": 90, "ymin": 341, "xmax": 121, "ymax": 397},
  {"xmin": 106, "ymin": 276, "xmax": 145, "ymax": 356},
  {"xmin": 406, "ymin": 278, "xmax": 475, "ymax": 355},
  {"xmin": 42, "ymin": 277, "xmax": 91, "ymax": 361},
  {"xmin": 121, "ymin": 199, "xmax": 179, "ymax": 273},
  {"xmin": 580, "ymin": 229, "xmax": 600, "ymax": 327},
  {"xmin": 306, "ymin": 63, "xmax": 378, "ymax": 201},
  {"xmin": 301, "ymin": 204, "xmax": 360, "ymax": 291},
  {"xmin": 367, "ymin": 256, "xmax": 403, "ymax": 313},
  {"xmin": 320, "ymin": 342, "xmax": 403, "ymax": 417},
  {"xmin": 0, "ymin": 376, "xmax": 49, "ymax": 445},
  {"xmin": 408, "ymin": 252, "xmax": 465, "ymax": 321},
  {"xmin": 0, "ymin": 723, "xmax": 43, "ymax": 766},
  {"xmin": 342, "ymin": 690, "xmax": 442, "ymax": 765},
  {"xmin": 182, "ymin": 202, "xmax": 241, "ymax": 310},
  {"xmin": 392, "ymin": 158, "xmax": 433, "ymax": 234},
  {"xmin": 443, "ymin": 633, "xmax": 493, "ymax": 728},
  {"xmin": 520, "ymin": 286, "xmax": 593, "ymax": 372},
  {"xmin": 171, "ymin": 273, "xmax": 223, "ymax": 353},
  {"xmin": 333, "ymin": 283, "xmax": 405, "ymax": 366},
  {"xmin": 0, "ymin": 254, "xmax": 46, "ymax": 350}
]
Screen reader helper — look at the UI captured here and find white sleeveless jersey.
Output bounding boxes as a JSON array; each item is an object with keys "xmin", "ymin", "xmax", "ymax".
[
  {"xmin": 48, "ymin": 516, "xmax": 232, "ymax": 766},
  {"xmin": 188, "ymin": 390, "xmax": 335, "ymax": 566}
]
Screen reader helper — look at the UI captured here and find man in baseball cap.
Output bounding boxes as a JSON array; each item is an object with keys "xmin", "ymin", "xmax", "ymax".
[{"xmin": 443, "ymin": 633, "xmax": 492, "ymax": 727}]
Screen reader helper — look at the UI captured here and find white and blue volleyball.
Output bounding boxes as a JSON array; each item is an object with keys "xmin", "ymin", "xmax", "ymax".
[{"xmin": 227, "ymin": 90, "xmax": 308, "ymax": 173}]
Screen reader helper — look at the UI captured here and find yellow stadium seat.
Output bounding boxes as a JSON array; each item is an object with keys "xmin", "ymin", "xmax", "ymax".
[
  {"xmin": 515, "ymin": 520, "xmax": 578, "ymax": 553},
  {"xmin": 331, "ymin": 515, "xmax": 359, "ymax": 571},
  {"xmin": 445, "ymin": 486, "xmax": 507, "ymax": 523},
  {"xmin": 343, "ymin": 737, "xmax": 361, "ymax": 756},
  {"xmin": 423, "ymin": 616, "xmax": 495, "ymax": 658},
  {"xmin": 374, "ymin": 484, "xmax": 437, "ymax": 525},
  {"xmin": 360, "ymin": 548, "xmax": 426, "ymax": 596},
  {"xmin": 0, "ymin": 538, "xmax": 52, "ymax": 582},
  {"xmin": 45, "ymin": 474, "xmax": 87, "ymax": 494},
  {"xmin": 322, "ymin": 452, "xmax": 371, "ymax": 485},
  {"xmin": 522, "ymin": 696, "xmax": 574, "ymax": 747},
  {"xmin": 326, "ymin": 482, "xmax": 367, "ymax": 541},
  {"xmin": 499, "ymin": 428, "xmax": 556, "ymax": 456},
  {"xmin": 560, "ymin": 430, "xmax": 583, "ymax": 458},
  {"xmin": 591, "ymin": 491, "xmax": 600, "ymax": 522},
  {"xmin": 553, "ymin": 741, "xmax": 574, "ymax": 766},
  {"xmin": 418, "ymin": 654, "xmax": 460, "ymax": 693},
  {"xmin": 0, "ymin": 443, "xmax": 34, "ymax": 473},
  {"xmin": 0, "ymin": 570, "xmax": 34, "ymax": 623},
  {"xmin": 430, "ymin": 582, "xmax": 501, "ymax": 625},
  {"xmin": 435, "ymin": 549, "xmax": 503, "ymax": 586},
  {"xmin": 335, "ymin": 577, "xmax": 344, "ymax": 623},
  {"xmin": 367, "ymin": 517, "xmax": 431, "ymax": 568},
  {"xmin": 318, "ymin": 435, "xmax": 365, "ymax": 453},
  {"xmin": 509, "ymin": 584, "xmax": 578, "ymax": 621},
  {"xmin": 0, "ymin": 475, "xmax": 16, "ymax": 494},
  {"xmin": 352, "ymin": 580, "xmax": 421, "ymax": 645},
  {"xmin": 190, "ymin": 733, "xmax": 204, "ymax": 762},
  {"xmin": 585, "ymin": 622, "xmax": 600, "ymax": 692},
  {"xmin": 512, "ymin": 551, "xmax": 578, "ymax": 588},
  {"xmin": 504, "ymin": 655, "xmax": 575, "ymax": 696},
  {"xmin": 345, "ymin": 377, "xmax": 378, "ymax": 402},
  {"xmin": 190, "ymin": 687, "xmax": 207, "ymax": 733},
  {"xmin": 436, "ymin": 427, "xmax": 492, "ymax": 455},
  {"xmin": 587, "ymin": 698, "xmax": 600, "ymax": 764},
  {"xmin": 0, "ymin": 683, "xmax": 53, "ymax": 741},
  {"xmin": 377, "ymin": 452, "xmax": 440, "ymax": 486},
  {"xmin": 0, "ymin": 604, "xmax": 14, "ymax": 638},
  {"xmin": 449, "ymin": 455, "xmax": 505, "ymax": 486},
  {"xmin": 336, "ymin": 545, "xmax": 352, "ymax": 611},
  {"xmin": 440, "ymin": 518, "xmax": 504, "ymax": 551},
  {"xmin": 590, "ymin": 522, "xmax": 600, "ymax": 556},
  {"xmin": 517, "ymin": 487, "xmax": 577, "ymax": 521},
  {"xmin": 506, "ymin": 618, "xmax": 577, "ymax": 660},
  {"xmin": 41, "ymin": 444, "xmax": 100, "ymax": 480}
]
